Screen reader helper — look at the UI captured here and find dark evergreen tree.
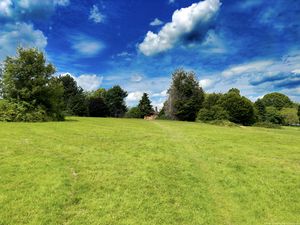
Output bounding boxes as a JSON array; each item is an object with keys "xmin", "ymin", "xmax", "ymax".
[
  {"xmin": 138, "ymin": 93, "xmax": 154, "ymax": 118},
  {"xmin": 105, "ymin": 85, "xmax": 128, "ymax": 117},
  {"xmin": 165, "ymin": 69, "xmax": 205, "ymax": 121},
  {"xmin": 88, "ymin": 96, "xmax": 109, "ymax": 117}
]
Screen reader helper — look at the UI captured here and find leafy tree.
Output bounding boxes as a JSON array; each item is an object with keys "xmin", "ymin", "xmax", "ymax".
[
  {"xmin": 254, "ymin": 98, "xmax": 266, "ymax": 122},
  {"xmin": 105, "ymin": 85, "xmax": 128, "ymax": 117},
  {"xmin": 165, "ymin": 69, "xmax": 205, "ymax": 121},
  {"xmin": 202, "ymin": 93, "xmax": 223, "ymax": 109},
  {"xmin": 265, "ymin": 106, "xmax": 284, "ymax": 124},
  {"xmin": 197, "ymin": 105, "xmax": 228, "ymax": 122},
  {"xmin": 125, "ymin": 107, "xmax": 142, "ymax": 118},
  {"xmin": 138, "ymin": 93, "xmax": 154, "ymax": 118},
  {"xmin": 58, "ymin": 74, "xmax": 88, "ymax": 116},
  {"xmin": 261, "ymin": 92, "xmax": 293, "ymax": 110},
  {"xmin": 1, "ymin": 48, "xmax": 64, "ymax": 121},
  {"xmin": 219, "ymin": 89, "xmax": 255, "ymax": 125},
  {"xmin": 280, "ymin": 108, "xmax": 299, "ymax": 125}
]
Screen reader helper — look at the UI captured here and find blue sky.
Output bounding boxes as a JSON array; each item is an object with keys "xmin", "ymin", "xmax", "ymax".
[{"xmin": 0, "ymin": 0, "xmax": 300, "ymax": 107}]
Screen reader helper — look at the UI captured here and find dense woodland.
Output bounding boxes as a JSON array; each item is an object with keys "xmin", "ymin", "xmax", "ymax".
[{"xmin": 0, "ymin": 48, "xmax": 299, "ymax": 126}]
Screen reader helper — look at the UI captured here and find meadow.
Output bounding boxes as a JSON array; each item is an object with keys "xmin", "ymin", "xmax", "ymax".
[{"xmin": 0, "ymin": 117, "xmax": 299, "ymax": 225}]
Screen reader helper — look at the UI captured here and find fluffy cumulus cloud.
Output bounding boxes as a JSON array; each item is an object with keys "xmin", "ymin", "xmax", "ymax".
[
  {"xmin": 126, "ymin": 91, "xmax": 144, "ymax": 102},
  {"xmin": 0, "ymin": 22, "xmax": 47, "ymax": 60},
  {"xmin": 89, "ymin": 5, "xmax": 104, "ymax": 24},
  {"xmin": 199, "ymin": 78, "xmax": 214, "ymax": 89},
  {"xmin": 139, "ymin": 0, "xmax": 221, "ymax": 56},
  {"xmin": 71, "ymin": 35, "xmax": 104, "ymax": 57}
]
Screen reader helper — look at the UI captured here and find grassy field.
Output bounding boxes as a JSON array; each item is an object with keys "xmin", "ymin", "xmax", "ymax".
[{"xmin": 0, "ymin": 117, "xmax": 299, "ymax": 225}]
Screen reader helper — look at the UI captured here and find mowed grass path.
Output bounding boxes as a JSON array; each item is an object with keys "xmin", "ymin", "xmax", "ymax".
[{"xmin": 0, "ymin": 118, "xmax": 299, "ymax": 225}]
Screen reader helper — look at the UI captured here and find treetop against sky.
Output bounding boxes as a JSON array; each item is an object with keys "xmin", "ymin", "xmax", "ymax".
[{"xmin": 0, "ymin": 0, "xmax": 299, "ymax": 108}]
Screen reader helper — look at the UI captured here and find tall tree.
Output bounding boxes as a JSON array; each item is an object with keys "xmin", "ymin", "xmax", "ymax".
[
  {"xmin": 105, "ymin": 85, "xmax": 128, "ymax": 117},
  {"xmin": 88, "ymin": 88, "xmax": 109, "ymax": 117},
  {"xmin": 138, "ymin": 93, "xmax": 154, "ymax": 118},
  {"xmin": 1, "ymin": 48, "xmax": 64, "ymax": 121},
  {"xmin": 165, "ymin": 69, "xmax": 205, "ymax": 121}
]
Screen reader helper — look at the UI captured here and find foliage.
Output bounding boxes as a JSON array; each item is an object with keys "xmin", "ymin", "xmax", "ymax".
[
  {"xmin": 0, "ymin": 100, "xmax": 56, "ymax": 122},
  {"xmin": 261, "ymin": 92, "xmax": 293, "ymax": 110},
  {"xmin": 105, "ymin": 85, "xmax": 128, "ymax": 117},
  {"xmin": 253, "ymin": 122, "xmax": 282, "ymax": 129},
  {"xmin": 254, "ymin": 98, "xmax": 266, "ymax": 122},
  {"xmin": 298, "ymin": 105, "xmax": 300, "ymax": 121},
  {"xmin": 202, "ymin": 93, "xmax": 223, "ymax": 109},
  {"xmin": 265, "ymin": 106, "xmax": 284, "ymax": 124},
  {"xmin": 125, "ymin": 107, "xmax": 142, "ymax": 118},
  {"xmin": 280, "ymin": 107, "xmax": 299, "ymax": 125},
  {"xmin": 197, "ymin": 105, "xmax": 228, "ymax": 122},
  {"xmin": 1, "ymin": 48, "xmax": 64, "ymax": 121},
  {"xmin": 206, "ymin": 119, "xmax": 238, "ymax": 127},
  {"xmin": 88, "ymin": 96, "xmax": 109, "ymax": 117},
  {"xmin": 219, "ymin": 90, "xmax": 255, "ymax": 125},
  {"xmin": 137, "ymin": 93, "xmax": 154, "ymax": 118},
  {"xmin": 58, "ymin": 74, "xmax": 88, "ymax": 116},
  {"xmin": 165, "ymin": 69, "xmax": 205, "ymax": 121}
]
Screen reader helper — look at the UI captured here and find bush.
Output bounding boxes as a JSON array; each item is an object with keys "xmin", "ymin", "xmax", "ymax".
[
  {"xmin": 280, "ymin": 108, "xmax": 299, "ymax": 125},
  {"xmin": 125, "ymin": 107, "xmax": 142, "ymax": 118},
  {"xmin": 0, "ymin": 100, "xmax": 62, "ymax": 122},
  {"xmin": 197, "ymin": 105, "xmax": 228, "ymax": 122},
  {"xmin": 265, "ymin": 106, "xmax": 284, "ymax": 124},
  {"xmin": 253, "ymin": 122, "xmax": 281, "ymax": 129}
]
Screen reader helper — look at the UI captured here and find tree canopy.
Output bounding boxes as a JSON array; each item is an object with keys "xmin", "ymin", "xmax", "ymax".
[
  {"xmin": 138, "ymin": 93, "xmax": 154, "ymax": 118},
  {"xmin": 165, "ymin": 69, "xmax": 205, "ymax": 121}
]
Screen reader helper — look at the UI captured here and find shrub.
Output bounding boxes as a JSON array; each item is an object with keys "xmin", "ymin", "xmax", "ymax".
[
  {"xmin": 125, "ymin": 107, "xmax": 142, "ymax": 118},
  {"xmin": 197, "ymin": 105, "xmax": 228, "ymax": 122},
  {"xmin": 265, "ymin": 106, "xmax": 284, "ymax": 124},
  {"xmin": 207, "ymin": 120, "xmax": 238, "ymax": 127},
  {"xmin": 280, "ymin": 108, "xmax": 299, "ymax": 125},
  {"xmin": 0, "ymin": 100, "xmax": 59, "ymax": 122},
  {"xmin": 253, "ymin": 122, "xmax": 281, "ymax": 129}
]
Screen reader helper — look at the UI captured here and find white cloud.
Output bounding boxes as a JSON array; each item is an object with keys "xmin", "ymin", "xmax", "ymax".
[
  {"xmin": 89, "ymin": 5, "xmax": 104, "ymax": 24},
  {"xmin": 117, "ymin": 51, "xmax": 132, "ymax": 57},
  {"xmin": 0, "ymin": 22, "xmax": 47, "ymax": 60},
  {"xmin": 199, "ymin": 78, "xmax": 214, "ymax": 89},
  {"xmin": 0, "ymin": 0, "xmax": 12, "ymax": 17},
  {"xmin": 71, "ymin": 35, "xmax": 104, "ymax": 57},
  {"xmin": 292, "ymin": 69, "xmax": 300, "ymax": 74},
  {"xmin": 61, "ymin": 73, "xmax": 103, "ymax": 91},
  {"xmin": 221, "ymin": 60, "xmax": 273, "ymax": 78},
  {"xmin": 139, "ymin": 0, "xmax": 221, "ymax": 56},
  {"xmin": 150, "ymin": 18, "xmax": 164, "ymax": 26},
  {"xmin": 126, "ymin": 91, "xmax": 144, "ymax": 102},
  {"xmin": 169, "ymin": 0, "xmax": 175, "ymax": 4}
]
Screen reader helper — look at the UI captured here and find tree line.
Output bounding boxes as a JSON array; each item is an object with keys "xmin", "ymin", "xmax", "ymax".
[{"xmin": 0, "ymin": 48, "xmax": 299, "ymax": 126}]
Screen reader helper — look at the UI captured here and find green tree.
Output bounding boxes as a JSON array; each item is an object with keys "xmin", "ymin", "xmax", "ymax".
[
  {"xmin": 202, "ymin": 93, "xmax": 223, "ymax": 109},
  {"xmin": 280, "ymin": 108, "xmax": 299, "ymax": 125},
  {"xmin": 254, "ymin": 98, "xmax": 266, "ymax": 122},
  {"xmin": 219, "ymin": 89, "xmax": 255, "ymax": 125},
  {"xmin": 261, "ymin": 92, "xmax": 293, "ymax": 110},
  {"xmin": 138, "ymin": 93, "xmax": 154, "ymax": 118},
  {"xmin": 125, "ymin": 107, "xmax": 142, "ymax": 118},
  {"xmin": 87, "ymin": 88, "xmax": 109, "ymax": 117},
  {"xmin": 197, "ymin": 105, "xmax": 228, "ymax": 122},
  {"xmin": 265, "ymin": 106, "xmax": 284, "ymax": 124},
  {"xmin": 165, "ymin": 69, "xmax": 205, "ymax": 121},
  {"xmin": 1, "ymin": 48, "xmax": 64, "ymax": 121},
  {"xmin": 58, "ymin": 74, "xmax": 88, "ymax": 116},
  {"xmin": 105, "ymin": 85, "xmax": 128, "ymax": 117}
]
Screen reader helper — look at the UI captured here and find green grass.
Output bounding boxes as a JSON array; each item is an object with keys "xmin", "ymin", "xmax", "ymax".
[{"xmin": 0, "ymin": 117, "xmax": 299, "ymax": 225}]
